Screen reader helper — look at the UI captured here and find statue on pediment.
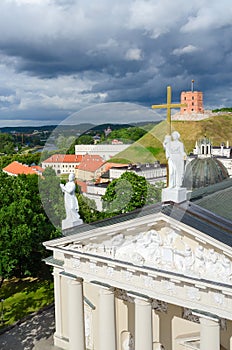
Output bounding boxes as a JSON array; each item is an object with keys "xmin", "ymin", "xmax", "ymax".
[
  {"xmin": 60, "ymin": 173, "xmax": 82, "ymax": 229},
  {"xmin": 163, "ymin": 131, "xmax": 186, "ymax": 188}
]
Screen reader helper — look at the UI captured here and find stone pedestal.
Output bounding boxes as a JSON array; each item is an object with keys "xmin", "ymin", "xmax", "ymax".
[
  {"xmin": 68, "ymin": 278, "xmax": 86, "ymax": 350},
  {"xmin": 200, "ymin": 317, "xmax": 220, "ymax": 350},
  {"xmin": 162, "ymin": 187, "xmax": 187, "ymax": 203},
  {"xmin": 135, "ymin": 298, "xmax": 153, "ymax": 350},
  {"xmin": 98, "ymin": 288, "xmax": 116, "ymax": 350},
  {"xmin": 62, "ymin": 217, "xmax": 83, "ymax": 230}
]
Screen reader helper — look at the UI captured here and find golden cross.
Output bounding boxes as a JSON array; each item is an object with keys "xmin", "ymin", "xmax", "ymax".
[{"xmin": 151, "ymin": 86, "xmax": 187, "ymax": 134}]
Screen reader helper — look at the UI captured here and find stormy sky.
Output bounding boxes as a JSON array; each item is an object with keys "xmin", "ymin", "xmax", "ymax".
[{"xmin": 0, "ymin": 0, "xmax": 232, "ymax": 127}]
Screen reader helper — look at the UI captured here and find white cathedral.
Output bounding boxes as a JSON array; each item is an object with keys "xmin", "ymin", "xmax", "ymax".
[{"xmin": 44, "ymin": 132, "xmax": 232, "ymax": 350}]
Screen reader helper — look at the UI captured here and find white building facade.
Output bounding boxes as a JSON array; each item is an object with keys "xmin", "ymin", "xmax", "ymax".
[
  {"xmin": 75, "ymin": 144, "xmax": 130, "ymax": 161},
  {"xmin": 44, "ymin": 202, "xmax": 232, "ymax": 350}
]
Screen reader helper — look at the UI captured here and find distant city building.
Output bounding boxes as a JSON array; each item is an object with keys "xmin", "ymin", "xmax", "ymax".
[
  {"xmin": 75, "ymin": 143, "xmax": 130, "ymax": 160},
  {"xmin": 109, "ymin": 162, "xmax": 167, "ymax": 184},
  {"xmin": 41, "ymin": 154, "xmax": 82, "ymax": 175},
  {"xmin": 104, "ymin": 126, "xmax": 112, "ymax": 137},
  {"xmin": 3, "ymin": 161, "xmax": 44, "ymax": 176},
  {"xmin": 180, "ymin": 90, "xmax": 204, "ymax": 114},
  {"xmin": 193, "ymin": 139, "xmax": 232, "ymax": 159},
  {"xmin": 185, "ymin": 138, "xmax": 232, "ymax": 187},
  {"xmin": 93, "ymin": 134, "xmax": 101, "ymax": 144},
  {"xmin": 82, "ymin": 162, "xmax": 167, "ymax": 211},
  {"xmin": 75, "ymin": 154, "xmax": 106, "ymax": 181},
  {"xmin": 172, "ymin": 81, "xmax": 208, "ymax": 121}
]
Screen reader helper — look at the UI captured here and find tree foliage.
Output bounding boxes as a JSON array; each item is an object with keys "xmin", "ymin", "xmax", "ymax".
[
  {"xmin": 78, "ymin": 194, "xmax": 103, "ymax": 223},
  {"xmin": 0, "ymin": 171, "xmax": 62, "ymax": 285},
  {"xmin": 106, "ymin": 127, "xmax": 146, "ymax": 143},
  {"xmin": 38, "ymin": 167, "xmax": 66, "ymax": 228},
  {"xmin": 102, "ymin": 172, "xmax": 162, "ymax": 215},
  {"xmin": 102, "ymin": 172, "xmax": 146, "ymax": 213},
  {"xmin": 0, "ymin": 133, "xmax": 15, "ymax": 154}
]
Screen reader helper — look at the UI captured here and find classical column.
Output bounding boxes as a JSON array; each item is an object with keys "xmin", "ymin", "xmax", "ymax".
[
  {"xmin": 135, "ymin": 298, "xmax": 153, "ymax": 350},
  {"xmin": 200, "ymin": 317, "xmax": 220, "ymax": 350},
  {"xmin": 68, "ymin": 278, "xmax": 86, "ymax": 350},
  {"xmin": 53, "ymin": 268, "xmax": 63, "ymax": 339},
  {"xmin": 98, "ymin": 288, "xmax": 116, "ymax": 350}
]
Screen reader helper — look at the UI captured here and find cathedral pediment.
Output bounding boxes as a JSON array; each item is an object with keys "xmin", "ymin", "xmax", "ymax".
[
  {"xmin": 44, "ymin": 203, "xmax": 232, "ymax": 321},
  {"xmin": 56, "ymin": 211, "xmax": 232, "ymax": 286}
]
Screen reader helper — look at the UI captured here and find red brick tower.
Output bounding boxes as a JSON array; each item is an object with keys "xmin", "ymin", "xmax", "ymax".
[{"xmin": 180, "ymin": 80, "xmax": 204, "ymax": 114}]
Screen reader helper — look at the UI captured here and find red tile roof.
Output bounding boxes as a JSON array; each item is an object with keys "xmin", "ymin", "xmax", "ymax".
[
  {"xmin": 77, "ymin": 154, "xmax": 105, "ymax": 172},
  {"xmin": 43, "ymin": 154, "xmax": 83, "ymax": 163},
  {"xmin": 3, "ymin": 161, "xmax": 44, "ymax": 176},
  {"xmin": 104, "ymin": 162, "xmax": 129, "ymax": 172}
]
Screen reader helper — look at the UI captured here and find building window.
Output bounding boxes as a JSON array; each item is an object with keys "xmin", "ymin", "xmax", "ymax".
[{"xmin": 192, "ymin": 96, "xmax": 194, "ymax": 100}]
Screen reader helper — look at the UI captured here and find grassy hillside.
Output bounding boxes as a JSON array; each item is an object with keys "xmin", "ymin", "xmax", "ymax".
[{"xmin": 111, "ymin": 115, "xmax": 232, "ymax": 164}]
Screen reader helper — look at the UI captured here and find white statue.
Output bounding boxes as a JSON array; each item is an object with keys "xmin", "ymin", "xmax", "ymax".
[
  {"xmin": 163, "ymin": 131, "xmax": 186, "ymax": 188},
  {"xmin": 60, "ymin": 173, "xmax": 82, "ymax": 228}
]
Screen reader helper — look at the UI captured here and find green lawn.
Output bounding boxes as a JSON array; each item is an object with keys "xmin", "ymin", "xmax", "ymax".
[{"xmin": 0, "ymin": 277, "xmax": 54, "ymax": 328}]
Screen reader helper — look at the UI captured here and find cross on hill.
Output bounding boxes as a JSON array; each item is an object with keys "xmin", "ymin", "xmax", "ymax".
[{"xmin": 151, "ymin": 86, "xmax": 187, "ymax": 134}]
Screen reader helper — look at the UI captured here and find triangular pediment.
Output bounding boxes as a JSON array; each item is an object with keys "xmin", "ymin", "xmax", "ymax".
[{"xmin": 56, "ymin": 210, "xmax": 232, "ymax": 286}]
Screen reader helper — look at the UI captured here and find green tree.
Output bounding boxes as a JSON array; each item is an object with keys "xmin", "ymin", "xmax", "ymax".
[
  {"xmin": 78, "ymin": 194, "xmax": 103, "ymax": 223},
  {"xmin": 146, "ymin": 181, "xmax": 165, "ymax": 205},
  {"xmin": 102, "ymin": 172, "xmax": 148, "ymax": 214},
  {"xmin": 0, "ymin": 172, "xmax": 61, "ymax": 286},
  {"xmin": 0, "ymin": 133, "xmax": 15, "ymax": 154},
  {"xmin": 38, "ymin": 167, "xmax": 66, "ymax": 228},
  {"xmin": 102, "ymin": 172, "xmax": 164, "ymax": 216},
  {"xmin": 106, "ymin": 127, "xmax": 146, "ymax": 143}
]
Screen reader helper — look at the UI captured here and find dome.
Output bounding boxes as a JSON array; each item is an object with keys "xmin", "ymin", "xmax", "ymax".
[{"xmin": 183, "ymin": 157, "xmax": 229, "ymax": 189}]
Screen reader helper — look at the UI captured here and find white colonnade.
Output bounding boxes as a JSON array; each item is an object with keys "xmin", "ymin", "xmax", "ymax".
[{"xmin": 54, "ymin": 272, "xmax": 222, "ymax": 350}]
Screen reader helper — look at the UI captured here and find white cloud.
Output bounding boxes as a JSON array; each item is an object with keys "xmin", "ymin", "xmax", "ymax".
[
  {"xmin": 0, "ymin": 0, "xmax": 231, "ymax": 126},
  {"xmin": 125, "ymin": 48, "xmax": 142, "ymax": 61},
  {"xmin": 181, "ymin": 1, "xmax": 232, "ymax": 32},
  {"xmin": 173, "ymin": 45, "xmax": 199, "ymax": 56}
]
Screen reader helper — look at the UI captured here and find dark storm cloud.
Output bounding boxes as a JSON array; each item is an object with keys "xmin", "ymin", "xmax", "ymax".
[{"xmin": 0, "ymin": 0, "xmax": 232, "ymax": 126}]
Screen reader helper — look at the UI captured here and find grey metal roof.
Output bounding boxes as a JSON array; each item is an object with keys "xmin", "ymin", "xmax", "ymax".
[
  {"xmin": 194, "ymin": 186, "xmax": 232, "ymax": 222},
  {"xmin": 62, "ymin": 203, "xmax": 162, "ymax": 236},
  {"xmin": 162, "ymin": 202, "xmax": 232, "ymax": 247},
  {"xmin": 183, "ymin": 157, "xmax": 229, "ymax": 190},
  {"xmin": 190, "ymin": 177, "xmax": 232, "ymax": 201}
]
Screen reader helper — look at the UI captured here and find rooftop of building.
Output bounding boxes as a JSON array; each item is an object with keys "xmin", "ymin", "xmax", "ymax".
[
  {"xmin": 3, "ymin": 161, "xmax": 44, "ymax": 176},
  {"xmin": 42, "ymin": 154, "xmax": 83, "ymax": 163},
  {"xmin": 77, "ymin": 154, "xmax": 105, "ymax": 172},
  {"xmin": 58, "ymin": 188, "xmax": 232, "ymax": 249}
]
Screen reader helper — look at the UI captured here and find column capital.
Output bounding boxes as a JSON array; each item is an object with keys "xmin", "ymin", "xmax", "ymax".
[
  {"xmin": 199, "ymin": 317, "xmax": 219, "ymax": 327},
  {"xmin": 67, "ymin": 276, "xmax": 84, "ymax": 285},
  {"xmin": 134, "ymin": 298, "xmax": 151, "ymax": 307},
  {"xmin": 199, "ymin": 314, "xmax": 220, "ymax": 350},
  {"xmin": 99, "ymin": 287, "xmax": 115, "ymax": 296}
]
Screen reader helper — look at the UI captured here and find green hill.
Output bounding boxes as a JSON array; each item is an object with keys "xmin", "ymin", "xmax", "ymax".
[{"xmin": 110, "ymin": 115, "xmax": 232, "ymax": 164}]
